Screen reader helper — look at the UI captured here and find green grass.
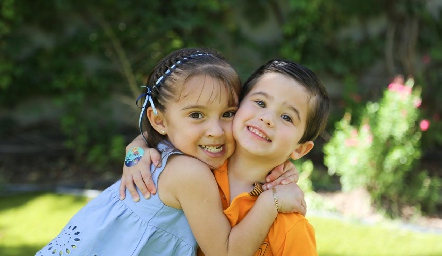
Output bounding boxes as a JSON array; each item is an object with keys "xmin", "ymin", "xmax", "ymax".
[
  {"xmin": 1, "ymin": 193, "xmax": 441, "ymax": 256},
  {"xmin": 0, "ymin": 193, "xmax": 90, "ymax": 256},
  {"xmin": 310, "ymin": 216, "xmax": 442, "ymax": 256}
]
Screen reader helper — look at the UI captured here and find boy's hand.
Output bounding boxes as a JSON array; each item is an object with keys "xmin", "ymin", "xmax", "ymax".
[
  {"xmin": 119, "ymin": 147, "xmax": 161, "ymax": 201},
  {"xmin": 263, "ymin": 160, "xmax": 299, "ymax": 190},
  {"xmin": 273, "ymin": 183, "xmax": 307, "ymax": 216}
]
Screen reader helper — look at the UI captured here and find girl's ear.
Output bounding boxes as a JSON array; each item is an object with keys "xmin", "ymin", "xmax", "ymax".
[
  {"xmin": 146, "ymin": 107, "xmax": 167, "ymax": 135},
  {"xmin": 290, "ymin": 141, "xmax": 314, "ymax": 160}
]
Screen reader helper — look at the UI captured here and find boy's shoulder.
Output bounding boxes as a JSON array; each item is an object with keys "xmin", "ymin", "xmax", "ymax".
[
  {"xmin": 275, "ymin": 213, "xmax": 315, "ymax": 236},
  {"xmin": 269, "ymin": 213, "xmax": 317, "ymax": 255},
  {"xmin": 274, "ymin": 212, "xmax": 311, "ymax": 230}
]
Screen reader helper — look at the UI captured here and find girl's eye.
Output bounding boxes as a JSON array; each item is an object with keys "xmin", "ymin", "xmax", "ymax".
[
  {"xmin": 254, "ymin": 100, "xmax": 266, "ymax": 108},
  {"xmin": 222, "ymin": 111, "xmax": 236, "ymax": 118},
  {"xmin": 189, "ymin": 112, "xmax": 203, "ymax": 119},
  {"xmin": 281, "ymin": 114, "xmax": 293, "ymax": 123}
]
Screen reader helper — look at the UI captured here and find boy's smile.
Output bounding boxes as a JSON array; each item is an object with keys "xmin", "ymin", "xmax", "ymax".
[{"xmin": 247, "ymin": 126, "xmax": 271, "ymax": 142}]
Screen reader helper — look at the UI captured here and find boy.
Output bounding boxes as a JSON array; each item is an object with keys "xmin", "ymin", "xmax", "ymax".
[{"xmin": 211, "ymin": 59, "xmax": 329, "ymax": 255}]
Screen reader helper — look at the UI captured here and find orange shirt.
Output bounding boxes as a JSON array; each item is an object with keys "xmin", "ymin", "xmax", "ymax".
[{"xmin": 198, "ymin": 161, "xmax": 317, "ymax": 256}]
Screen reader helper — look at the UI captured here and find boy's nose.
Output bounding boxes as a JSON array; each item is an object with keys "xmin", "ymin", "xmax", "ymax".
[{"xmin": 259, "ymin": 114, "xmax": 274, "ymax": 127}]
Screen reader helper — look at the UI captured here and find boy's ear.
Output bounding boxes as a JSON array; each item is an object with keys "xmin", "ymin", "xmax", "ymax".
[
  {"xmin": 146, "ymin": 107, "xmax": 167, "ymax": 134},
  {"xmin": 290, "ymin": 141, "xmax": 314, "ymax": 160}
]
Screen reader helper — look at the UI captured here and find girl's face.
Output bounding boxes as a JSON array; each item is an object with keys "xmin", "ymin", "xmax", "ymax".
[
  {"xmin": 232, "ymin": 72, "xmax": 310, "ymax": 163},
  {"xmin": 160, "ymin": 75, "xmax": 238, "ymax": 169}
]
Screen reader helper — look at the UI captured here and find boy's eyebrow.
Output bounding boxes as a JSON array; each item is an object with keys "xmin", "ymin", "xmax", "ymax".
[
  {"xmin": 287, "ymin": 104, "xmax": 301, "ymax": 122},
  {"xmin": 250, "ymin": 91, "xmax": 301, "ymax": 121}
]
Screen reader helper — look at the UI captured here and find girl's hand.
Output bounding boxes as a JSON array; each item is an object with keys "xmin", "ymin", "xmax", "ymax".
[
  {"xmin": 263, "ymin": 160, "xmax": 299, "ymax": 190},
  {"xmin": 119, "ymin": 137, "xmax": 161, "ymax": 201},
  {"xmin": 272, "ymin": 183, "xmax": 307, "ymax": 216}
]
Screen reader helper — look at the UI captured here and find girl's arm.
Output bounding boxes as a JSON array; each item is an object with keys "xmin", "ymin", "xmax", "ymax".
[
  {"xmin": 162, "ymin": 155, "xmax": 298, "ymax": 256},
  {"xmin": 120, "ymin": 135, "xmax": 304, "ymax": 209},
  {"xmin": 263, "ymin": 161, "xmax": 306, "ymax": 215}
]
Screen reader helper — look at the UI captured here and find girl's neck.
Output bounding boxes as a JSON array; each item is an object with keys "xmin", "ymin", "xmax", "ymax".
[{"xmin": 227, "ymin": 149, "xmax": 274, "ymax": 201}]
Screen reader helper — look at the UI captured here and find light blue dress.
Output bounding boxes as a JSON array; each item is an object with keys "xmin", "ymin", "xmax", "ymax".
[{"xmin": 36, "ymin": 144, "xmax": 198, "ymax": 256}]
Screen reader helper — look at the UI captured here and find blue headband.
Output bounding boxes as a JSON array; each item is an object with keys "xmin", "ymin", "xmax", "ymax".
[{"xmin": 137, "ymin": 52, "xmax": 212, "ymax": 143}]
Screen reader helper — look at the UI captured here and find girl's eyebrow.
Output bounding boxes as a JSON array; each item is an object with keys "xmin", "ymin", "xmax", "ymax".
[
  {"xmin": 250, "ymin": 91, "xmax": 301, "ymax": 121},
  {"xmin": 182, "ymin": 104, "xmax": 206, "ymax": 110}
]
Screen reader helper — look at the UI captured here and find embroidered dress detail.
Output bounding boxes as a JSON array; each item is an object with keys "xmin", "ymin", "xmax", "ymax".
[
  {"xmin": 36, "ymin": 225, "xmax": 82, "ymax": 256},
  {"xmin": 35, "ymin": 143, "xmax": 198, "ymax": 256}
]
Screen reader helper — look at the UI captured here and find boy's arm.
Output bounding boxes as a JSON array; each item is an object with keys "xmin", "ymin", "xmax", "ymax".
[
  {"xmin": 119, "ymin": 134, "xmax": 160, "ymax": 201},
  {"xmin": 166, "ymin": 156, "xmax": 296, "ymax": 256}
]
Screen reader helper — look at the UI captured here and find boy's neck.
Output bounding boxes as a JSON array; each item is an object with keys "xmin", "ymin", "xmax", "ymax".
[{"xmin": 227, "ymin": 149, "xmax": 276, "ymax": 201}]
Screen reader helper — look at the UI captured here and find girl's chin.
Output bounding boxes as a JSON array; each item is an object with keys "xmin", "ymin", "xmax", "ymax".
[{"xmin": 199, "ymin": 157, "xmax": 226, "ymax": 170}]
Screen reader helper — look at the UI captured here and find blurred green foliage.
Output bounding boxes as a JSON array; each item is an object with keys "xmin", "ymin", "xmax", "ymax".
[
  {"xmin": 0, "ymin": 0, "xmax": 441, "ymax": 212},
  {"xmin": 324, "ymin": 77, "xmax": 441, "ymax": 217}
]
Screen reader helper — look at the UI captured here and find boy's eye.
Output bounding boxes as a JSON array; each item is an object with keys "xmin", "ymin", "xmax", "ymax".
[
  {"xmin": 254, "ymin": 100, "xmax": 266, "ymax": 108},
  {"xmin": 189, "ymin": 112, "xmax": 204, "ymax": 119},
  {"xmin": 222, "ymin": 111, "xmax": 236, "ymax": 118},
  {"xmin": 281, "ymin": 114, "xmax": 293, "ymax": 123}
]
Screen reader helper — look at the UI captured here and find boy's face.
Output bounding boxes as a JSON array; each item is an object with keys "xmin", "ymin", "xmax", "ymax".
[
  {"xmin": 159, "ymin": 75, "xmax": 238, "ymax": 169},
  {"xmin": 233, "ymin": 72, "xmax": 310, "ymax": 163}
]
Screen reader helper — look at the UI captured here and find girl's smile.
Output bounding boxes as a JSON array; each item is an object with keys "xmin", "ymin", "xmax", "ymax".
[{"xmin": 157, "ymin": 75, "xmax": 238, "ymax": 169}]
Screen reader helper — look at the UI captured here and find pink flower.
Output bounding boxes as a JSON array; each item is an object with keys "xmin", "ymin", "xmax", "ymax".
[
  {"xmin": 345, "ymin": 139, "xmax": 358, "ymax": 147},
  {"xmin": 420, "ymin": 119, "xmax": 430, "ymax": 131},
  {"xmin": 362, "ymin": 124, "xmax": 370, "ymax": 132},
  {"xmin": 366, "ymin": 135, "xmax": 373, "ymax": 145},
  {"xmin": 392, "ymin": 76, "xmax": 404, "ymax": 85},
  {"xmin": 401, "ymin": 86, "xmax": 412, "ymax": 96},
  {"xmin": 388, "ymin": 82, "xmax": 403, "ymax": 92},
  {"xmin": 413, "ymin": 99, "xmax": 422, "ymax": 108},
  {"xmin": 387, "ymin": 75, "xmax": 412, "ymax": 98},
  {"xmin": 350, "ymin": 129, "xmax": 358, "ymax": 137}
]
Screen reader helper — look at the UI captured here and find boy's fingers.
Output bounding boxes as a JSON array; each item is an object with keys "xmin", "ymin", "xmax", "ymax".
[
  {"xmin": 265, "ymin": 164, "xmax": 284, "ymax": 183},
  {"xmin": 280, "ymin": 173, "xmax": 297, "ymax": 185},
  {"xmin": 283, "ymin": 162, "xmax": 300, "ymax": 183},
  {"xmin": 119, "ymin": 177, "xmax": 127, "ymax": 200},
  {"xmin": 123, "ymin": 177, "xmax": 140, "ymax": 202},
  {"xmin": 141, "ymin": 171, "xmax": 156, "ymax": 195},
  {"xmin": 149, "ymin": 149, "xmax": 162, "ymax": 167},
  {"xmin": 133, "ymin": 172, "xmax": 150, "ymax": 199}
]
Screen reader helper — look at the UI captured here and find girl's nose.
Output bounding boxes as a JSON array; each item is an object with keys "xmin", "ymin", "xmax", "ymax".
[{"xmin": 207, "ymin": 120, "xmax": 224, "ymax": 137}]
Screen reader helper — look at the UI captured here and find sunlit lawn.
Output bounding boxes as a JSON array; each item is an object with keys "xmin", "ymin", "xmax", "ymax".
[
  {"xmin": 0, "ymin": 193, "xmax": 90, "ymax": 256},
  {"xmin": 310, "ymin": 216, "xmax": 442, "ymax": 256},
  {"xmin": 1, "ymin": 193, "xmax": 441, "ymax": 256}
]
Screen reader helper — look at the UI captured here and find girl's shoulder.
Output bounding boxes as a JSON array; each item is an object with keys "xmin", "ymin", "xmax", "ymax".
[
  {"xmin": 164, "ymin": 154, "xmax": 212, "ymax": 175},
  {"xmin": 158, "ymin": 153, "xmax": 217, "ymax": 209}
]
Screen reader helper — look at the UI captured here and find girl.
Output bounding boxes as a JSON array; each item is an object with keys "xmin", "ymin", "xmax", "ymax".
[{"xmin": 36, "ymin": 48, "xmax": 302, "ymax": 256}]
